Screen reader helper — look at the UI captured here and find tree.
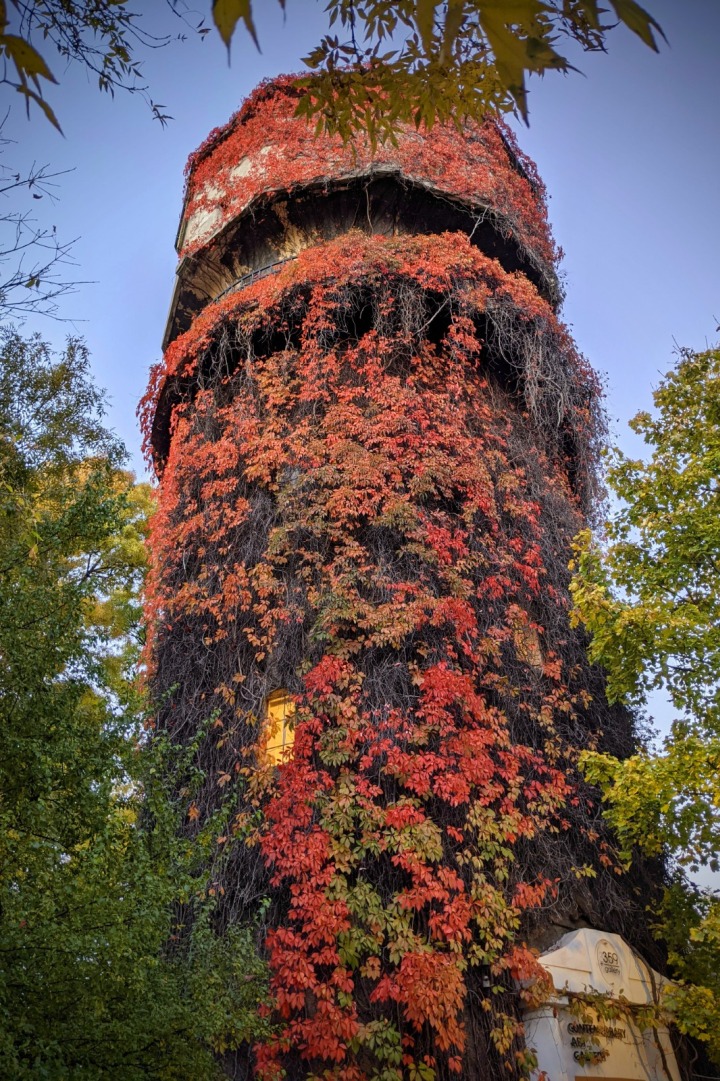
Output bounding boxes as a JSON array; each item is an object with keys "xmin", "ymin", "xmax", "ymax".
[
  {"xmin": 0, "ymin": 0, "xmax": 180, "ymax": 319},
  {"xmin": 0, "ymin": 329, "xmax": 269, "ymax": 1078},
  {"xmin": 1, "ymin": 0, "xmax": 177, "ymax": 129},
  {"xmin": 570, "ymin": 344, "xmax": 720, "ymax": 1062}
]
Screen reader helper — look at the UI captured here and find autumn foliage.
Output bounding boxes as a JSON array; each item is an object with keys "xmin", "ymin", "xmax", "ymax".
[
  {"xmin": 176, "ymin": 76, "xmax": 558, "ymax": 304},
  {"xmin": 143, "ymin": 81, "xmax": 660, "ymax": 1080}
]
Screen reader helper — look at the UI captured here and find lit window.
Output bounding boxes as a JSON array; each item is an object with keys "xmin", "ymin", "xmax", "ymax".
[
  {"xmin": 263, "ymin": 689, "xmax": 295, "ymax": 764},
  {"xmin": 512, "ymin": 620, "xmax": 544, "ymax": 671}
]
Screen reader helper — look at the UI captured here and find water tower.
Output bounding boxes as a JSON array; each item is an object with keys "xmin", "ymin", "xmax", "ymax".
[{"xmin": 143, "ymin": 77, "xmax": 670, "ymax": 1081}]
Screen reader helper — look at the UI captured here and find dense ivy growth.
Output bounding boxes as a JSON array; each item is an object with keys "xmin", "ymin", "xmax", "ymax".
[{"xmin": 143, "ymin": 226, "xmax": 661, "ymax": 1079}]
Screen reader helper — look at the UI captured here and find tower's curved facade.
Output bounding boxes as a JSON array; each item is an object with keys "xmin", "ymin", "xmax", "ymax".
[{"xmin": 144, "ymin": 78, "xmax": 662, "ymax": 1080}]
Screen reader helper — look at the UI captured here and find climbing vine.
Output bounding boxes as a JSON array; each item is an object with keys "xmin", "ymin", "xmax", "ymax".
[{"xmin": 143, "ymin": 227, "xmax": 660, "ymax": 1079}]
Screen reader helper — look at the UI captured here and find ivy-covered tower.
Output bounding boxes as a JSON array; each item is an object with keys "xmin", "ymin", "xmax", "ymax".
[{"xmin": 144, "ymin": 77, "xmax": 661, "ymax": 1081}]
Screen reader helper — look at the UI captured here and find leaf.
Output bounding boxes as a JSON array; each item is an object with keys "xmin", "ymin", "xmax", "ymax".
[
  {"xmin": 414, "ymin": 0, "xmax": 439, "ymax": 54},
  {"xmin": 610, "ymin": 0, "xmax": 665, "ymax": 51},
  {"xmin": 1, "ymin": 33, "xmax": 56, "ymax": 88},
  {"xmin": 441, "ymin": 0, "xmax": 465, "ymax": 59},
  {"xmin": 15, "ymin": 84, "xmax": 62, "ymax": 133},
  {"xmin": 212, "ymin": 0, "xmax": 259, "ymax": 51}
]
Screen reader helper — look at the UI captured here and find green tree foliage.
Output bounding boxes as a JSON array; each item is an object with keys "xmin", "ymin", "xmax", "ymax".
[
  {"xmin": 0, "ymin": 330, "xmax": 269, "ymax": 1078},
  {"xmin": 570, "ymin": 345, "xmax": 720, "ymax": 1061}
]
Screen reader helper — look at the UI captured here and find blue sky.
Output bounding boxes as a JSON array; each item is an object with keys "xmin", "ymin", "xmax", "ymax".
[{"xmin": 3, "ymin": 0, "xmax": 719, "ymax": 481}]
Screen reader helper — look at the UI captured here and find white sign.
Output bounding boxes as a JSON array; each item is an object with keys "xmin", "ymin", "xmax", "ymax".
[{"xmin": 523, "ymin": 928, "xmax": 680, "ymax": 1081}]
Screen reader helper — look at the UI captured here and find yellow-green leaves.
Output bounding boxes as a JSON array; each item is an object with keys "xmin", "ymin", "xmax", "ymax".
[
  {"xmin": 301, "ymin": 0, "xmax": 663, "ymax": 139},
  {"xmin": 610, "ymin": 0, "xmax": 664, "ymax": 50},
  {"xmin": 212, "ymin": 0, "xmax": 260, "ymax": 50},
  {"xmin": 414, "ymin": 0, "xmax": 439, "ymax": 55},
  {"xmin": 2, "ymin": 32, "xmax": 56, "ymax": 85},
  {"xmin": 212, "ymin": 0, "xmax": 663, "ymax": 139},
  {"xmin": 0, "ymin": 28, "xmax": 60, "ymax": 129},
  {"xmin": 5, "ymin": 0, "xmax": 663, "ymax": 137},
  {"xmin": 471, "ymin": 1, "xmax": 568, "ymax": 121},
  {"xmin": 572, "ymin": 345, "xmax": 720, "ymax": 1066}
]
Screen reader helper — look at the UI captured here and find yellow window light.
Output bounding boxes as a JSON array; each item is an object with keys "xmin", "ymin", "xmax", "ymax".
[
  {"xmin": 263, "ymin": 689, "xmax": 295, "ymax": 764},
  {"xmin": 512, "ymin": 619, "xmax": 544, "ymax": 671}
]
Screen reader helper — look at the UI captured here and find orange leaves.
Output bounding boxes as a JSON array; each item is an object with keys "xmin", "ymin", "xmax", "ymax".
[
  {"xmin": 304, "ymin": 654, "xmax": 354, "ymax": 695},
  {"xmin": 372, "ymin": 951, "xmax": 467, "ymax": 1053},
  {"xmin": 511, "ymin": 878, "xmax": 555, "ymax": 911},
  {"xmin": 144, "ymin": 231, "xmax": 568, "ymax": 471}
]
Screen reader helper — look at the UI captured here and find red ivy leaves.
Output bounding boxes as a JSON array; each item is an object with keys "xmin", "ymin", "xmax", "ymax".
[
  {"xmin": 178, "ymin": 75, "xmax": 556, "ymax": 275},
  {"xmin": 144, "ymin": 231, "xmax": 604, "ymax": 1078}
]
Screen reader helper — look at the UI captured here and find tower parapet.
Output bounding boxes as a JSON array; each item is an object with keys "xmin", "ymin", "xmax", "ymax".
[{"xmin": 162, "ymin": 76, "xmax": 560, "ymax": 351}]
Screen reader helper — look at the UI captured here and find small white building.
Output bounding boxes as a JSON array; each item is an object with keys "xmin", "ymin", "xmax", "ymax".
[{"xmin": 525, "ymin": 928, "xmax": 681, "ymax": 1081}]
